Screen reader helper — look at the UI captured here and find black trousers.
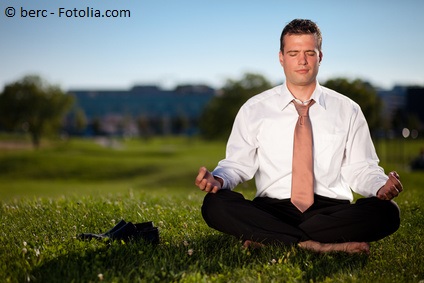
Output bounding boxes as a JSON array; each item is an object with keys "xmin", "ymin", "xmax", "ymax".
[{"xmin": 201, "ymin": 190, "xmax": 400, "ymax": 245}]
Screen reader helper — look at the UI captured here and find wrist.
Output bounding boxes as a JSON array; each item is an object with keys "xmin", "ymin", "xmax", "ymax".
[{"xmin": 213, "ymin": 176, "xmax": 224, "ymax": 187}]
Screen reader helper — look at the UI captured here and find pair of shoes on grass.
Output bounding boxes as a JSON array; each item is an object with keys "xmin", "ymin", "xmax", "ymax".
[{"xmin": 78, "ymin": 219, "xmax": 159, "ymax": 244}]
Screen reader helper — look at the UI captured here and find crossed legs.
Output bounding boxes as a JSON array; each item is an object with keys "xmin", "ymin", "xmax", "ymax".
[{"xmin": 201, "ymin": 190, "xmax": 400, "ymax": 253}]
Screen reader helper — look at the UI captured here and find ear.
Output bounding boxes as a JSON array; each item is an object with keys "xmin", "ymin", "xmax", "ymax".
[
  {"xmin": 279, "ymin": 51, "xmax": 284, "ymax": 66},
  {"xmin": 319, "ymin": 51, "xmax": 323, "ymax": 63}
]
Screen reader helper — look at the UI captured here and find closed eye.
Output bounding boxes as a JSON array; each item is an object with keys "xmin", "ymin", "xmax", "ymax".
[{"xmin": 287, "ymin": 51, "xmax": 299, "ymax": 57}]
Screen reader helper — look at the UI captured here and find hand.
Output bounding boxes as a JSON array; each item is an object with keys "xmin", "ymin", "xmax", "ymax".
[
  {"xmin": 377, "ymin": 171, "xmax": 403, "ymax": 200},
  {"xmin": 195, "ymin": 166, "xmax": 222, "ymax": 193}
]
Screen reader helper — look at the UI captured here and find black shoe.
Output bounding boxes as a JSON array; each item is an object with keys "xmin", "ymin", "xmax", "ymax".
[
  {"xmin": 135, "ymin": 221, "xmax": 154, "ymax": 231},
  {"xmin": 109, "ymin": 222, "xmax": 138, "ymax": 241},
  {"xmin": 102, "ymin": 219, "xmax": 127, "ymax": 237},
  {"xmin": 110, "ymin": 221, "xmax": 160, "ymax": 244},
  {"xmin": 137, "ymin": 226, "xmax": 160, "ymax": 244},
  {"xmin": 78, "ymin": 220, "xmax": 159, "ymax": 244},
  {"xmin": 78, "ymin": 220, "xmax": 127, "ymax": 241}
]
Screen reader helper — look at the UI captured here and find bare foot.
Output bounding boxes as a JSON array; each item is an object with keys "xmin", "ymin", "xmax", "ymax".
[
  {"xmin": 298, "ymin": 240, "xmax": 370, "ymax": 254},
  {"xmin": 243, "ymin": 240, "xmax": 265, "ymax": 249}
]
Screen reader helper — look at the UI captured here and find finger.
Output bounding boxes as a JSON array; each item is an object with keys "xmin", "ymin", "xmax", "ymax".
[
  {"xmin": 389, "ymin": 172, "xmax": 400, "ymax": 184},
  {"xmin": 377, "ymin": 193, "xmax": 389, "ymax": 201},
  {"xmin": 197, "ymin": 167, "xmax": 207, "ymax": 180},
  {"xmin": 379, "ymin": 184, "xmax": 394, "ymax": 200},
  {"xmin": 195, "ymin": 167, "xmax": 207, "ymax": 186},
  {"xmin": 195, "ymin": 179, "xmax": 201, "ymax": 189},
  {"xmin": 391, "ymin": 171, "xmax": 400, "ymax": 180},
  {"xmin": 391, "ymin": 185, "xmax": 400, "ymax": 197},
  {"xmin": 203, "ymin": 182, "xmax": 214, "ymax": 192},
  {"xmin": 198, "ymin": 179, "xmax": 208, "ymax": 190},
  {"xmin": 389, "ymin": 172, "xmax": 403, "ymax": 192},
  {"xmin": 377, "ymin": 189, "xmax": 388, "ymax": 200},
  {"xmin": 387, "ymin": 184, "xmax": 402, "ymax": 199},
  {"xmin": 211, "ymin": 186, "xmax": 220, "ymax": 193},
  {"xmin": 393, "ymin": 185, "xmax": 400, "ymax": 193}
]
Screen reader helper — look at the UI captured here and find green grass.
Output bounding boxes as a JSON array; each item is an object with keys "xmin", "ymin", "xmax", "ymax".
[
  {"xmin": 0, "ymin": 137, "xmax": 228, "ymax": 200},
  {"xmin": 0, "ymin": 136, "xmax": 423, "ymax": 282}
]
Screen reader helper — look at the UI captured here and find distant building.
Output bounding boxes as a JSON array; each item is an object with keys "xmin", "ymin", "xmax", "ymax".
[
  {"xmin": 377, "ymin": 86, "xmax": 407, "ymax": 125},
  {"xmin": 65, "ymin": 85, "xmax": 216, "ymax": 137},
  {"xmin": 377, "ymin": 85, "xmax": 424, "ymax": 136},
  {"xmin": 66, "ymin": 83, "xmax": 423, "ymax": 138},
  {"xmin": 406, "ymin": 87, "xmax": 424, "ymax": 125}
]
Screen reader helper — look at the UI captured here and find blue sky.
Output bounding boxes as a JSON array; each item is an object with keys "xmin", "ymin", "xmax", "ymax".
[{"xmin": 1, "ymin": 0, "xmax": 424, "ymax": 91}]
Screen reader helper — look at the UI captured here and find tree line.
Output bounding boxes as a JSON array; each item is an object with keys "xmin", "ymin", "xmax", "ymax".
[{"xmin": 0, "ymin": 74, "xmax": 417, "ymax": 148}]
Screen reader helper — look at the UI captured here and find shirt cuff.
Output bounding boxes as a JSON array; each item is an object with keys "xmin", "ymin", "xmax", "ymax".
[
  {"xmin": 373, "ymin": 178, "xmax": 389, "ymax": 197},
  {"xmin": 212, "ymin": 174, "xmax": 228, "ymax": 190}
]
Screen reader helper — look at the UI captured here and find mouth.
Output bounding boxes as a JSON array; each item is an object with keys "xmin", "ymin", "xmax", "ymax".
[{"xmin": 296, "ymin": 69, "xmax": 309, "ymax": 74}]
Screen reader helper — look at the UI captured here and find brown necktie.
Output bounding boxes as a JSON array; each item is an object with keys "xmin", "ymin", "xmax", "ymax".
[{"xmin": 291, "ymin": 99, "xmax": 315, "ymax": 212}]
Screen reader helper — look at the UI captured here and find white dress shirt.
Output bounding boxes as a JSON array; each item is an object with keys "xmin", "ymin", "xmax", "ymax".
[{"xmin": 212, "ymin": 82, "xmax": 388, "ymax": 202}]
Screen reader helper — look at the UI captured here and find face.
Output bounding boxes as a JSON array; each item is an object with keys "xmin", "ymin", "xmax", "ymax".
[{"xmin": 279, "ymin": 34, "xmax": 323, "ymax": 90}]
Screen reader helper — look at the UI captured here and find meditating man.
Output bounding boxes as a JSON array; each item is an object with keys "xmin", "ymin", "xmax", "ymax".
[{"xmin": 194, "ymin": 19, "xmax": 403, "ymax": 254}]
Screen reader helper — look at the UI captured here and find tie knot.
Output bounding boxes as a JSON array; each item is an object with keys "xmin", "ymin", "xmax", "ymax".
[{"xmin": 293, "ymin": 99, "xmax": 315, "ymax": 117}]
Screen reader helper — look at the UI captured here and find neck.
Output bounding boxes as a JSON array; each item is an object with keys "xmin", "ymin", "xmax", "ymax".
[{"xmin": 286, "ymin": 82, "xmax": 317, "ymax": 102}]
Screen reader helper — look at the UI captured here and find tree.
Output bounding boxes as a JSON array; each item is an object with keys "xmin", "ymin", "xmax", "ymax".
[
  {"xmin": 323, "ymin": 78, "xmax": 382, "ymax": 133},
  {"xmin": 74, "ymin": 107, "xmax": 88, "ymax": 134},
  {"xmin": 0, "ymin": 75, "xmax": 74, "ymax": 148},
  {"xmin": 199, "ymin": 73, "xmax": 272, "ymax": 140},
  {"xmin": 65, "ymin": 106, "xmax": 87, "ymax": 135}
]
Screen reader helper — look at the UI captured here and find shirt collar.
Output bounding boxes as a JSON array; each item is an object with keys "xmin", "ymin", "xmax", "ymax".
[{"xmin": 279, "ymin": 81, "xmax": 326, "ymax": 110}]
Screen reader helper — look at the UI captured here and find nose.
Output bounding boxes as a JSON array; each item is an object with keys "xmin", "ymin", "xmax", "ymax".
[{"xmin": 298, "ymin": 53, "xmax": 307, "ymax": 65}]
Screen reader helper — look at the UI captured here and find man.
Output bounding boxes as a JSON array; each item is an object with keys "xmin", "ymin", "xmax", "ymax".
[{"xmin": 195, "ymin": 19, "xmax": 403, "ymax": 254}]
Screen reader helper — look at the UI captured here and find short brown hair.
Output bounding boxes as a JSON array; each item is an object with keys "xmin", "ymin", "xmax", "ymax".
[{"xmin": 280, "ymin": 19, "xmax": 322, "ymax": 52}]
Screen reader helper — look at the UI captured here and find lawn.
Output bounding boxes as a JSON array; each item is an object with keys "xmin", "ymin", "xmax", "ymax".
[{"xmin": 0, "ymin": 136, "xmax": 423, "ymax": 282}]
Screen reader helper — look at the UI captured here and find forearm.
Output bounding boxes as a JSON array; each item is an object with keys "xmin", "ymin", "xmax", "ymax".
[{"xmin": 341, "ymin": 106, "xmax": 388, "ymax": 196}]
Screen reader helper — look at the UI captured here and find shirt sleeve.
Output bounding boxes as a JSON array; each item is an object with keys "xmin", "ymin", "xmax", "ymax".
[
  {"xmin": 212, "ymin": 105, "xmax": 259, "ymax": 190},
  {"xmin": 340, "ymin": 103, "xmax": 388, "ymax": 197}
]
